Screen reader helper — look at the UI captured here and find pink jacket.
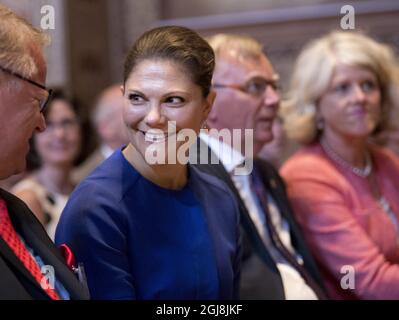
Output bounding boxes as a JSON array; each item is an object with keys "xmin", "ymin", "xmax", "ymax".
[{"xmin": 280, "ymin": 143, "xmax": 399, "ymax": 299}]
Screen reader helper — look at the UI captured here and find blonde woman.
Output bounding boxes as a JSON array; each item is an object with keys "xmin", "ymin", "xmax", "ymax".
[{"xmin": 280, "ymin": 31, "xmax": 399, "ymax": 299}]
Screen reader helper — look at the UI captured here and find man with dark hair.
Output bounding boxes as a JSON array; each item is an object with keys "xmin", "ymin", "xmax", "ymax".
[{"xmin": 0, "ymin": 4, "xmax": 88, "ymax": 300}]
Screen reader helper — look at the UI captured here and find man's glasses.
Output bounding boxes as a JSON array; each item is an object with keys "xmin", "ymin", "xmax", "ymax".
[
  {"xmin": 0, "ymin": 65, "xmax": 52, "ymax": 113},
  {"xmin": 213, "ymin": 76, "xmax": 280, "ymax": 98}
]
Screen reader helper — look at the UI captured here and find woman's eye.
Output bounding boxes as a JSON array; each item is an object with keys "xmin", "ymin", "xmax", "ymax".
[
  {"xmin": 128, "ymin": 94, "xmax": 145, "ymax": 104},
  {"xmin": 361, "ymin": 80, "xmax": 377, "ymax": 92},
  {"xmin": 334, "ymin": 83, "xmax": 350, "ymax": 94},
  {"xmin": 165, "ymin": 96, "xmax": 184, "ymax": 104}
]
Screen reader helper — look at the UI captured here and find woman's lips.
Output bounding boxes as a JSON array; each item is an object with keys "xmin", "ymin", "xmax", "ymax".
[
  {"xmin": 139, "ymin": 130, "xmax": 170, "ymax": 143},
  {"xmin": 348, "ymin": 106, "xmax": 367, "ymax": 117}
]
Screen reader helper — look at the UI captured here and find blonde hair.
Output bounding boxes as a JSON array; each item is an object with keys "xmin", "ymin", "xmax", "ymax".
[
  {"xmin": 206, "ymin": 33, "xmax": 263, "ymax": 62},
  {"xmin": 0, "ymin": 4, "xmax": 49, "ymax": 79},
  {"xmin": 283, "ymin": 31, "xmax": 399, "ymax": 144}
]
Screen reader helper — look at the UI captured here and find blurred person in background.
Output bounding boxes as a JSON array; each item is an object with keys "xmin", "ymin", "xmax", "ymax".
[
  {"xmin": 72, "ymin": 84, "xmax": 128, "ymax": 183},
  {"xmin": 281, "ymin": 31, "xmax": 399, "ymax": 299},
  {"xmin": 13, "ymin": 90, "xmax": 82, "ymax": 240}
]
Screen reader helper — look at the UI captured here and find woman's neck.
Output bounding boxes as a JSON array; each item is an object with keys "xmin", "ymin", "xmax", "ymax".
[
  {"xmin": 35, "ymin": 164, "xmax": 74, "ymax": 195},
  {"xmin": 321, "ymin": 131, "xmax": 369, "ymax": 168},
  {"xmin": 123, "ymin": 144, "xmax": 188, "ymax": 190}
]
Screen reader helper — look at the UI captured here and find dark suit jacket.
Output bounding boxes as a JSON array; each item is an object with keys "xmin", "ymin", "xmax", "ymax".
[
  {"xmin": 0, "ymin": 188, "xmax": 89, "ymax": 300},
  {"xmin": 193, "ymin": 140, "xmax": 325, "ymax": 299}
]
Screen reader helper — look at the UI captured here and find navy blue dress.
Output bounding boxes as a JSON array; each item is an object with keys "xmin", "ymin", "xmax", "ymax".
[{"xmin": 55, "ymin": 149, "xmax": 241, "ymax": 300}]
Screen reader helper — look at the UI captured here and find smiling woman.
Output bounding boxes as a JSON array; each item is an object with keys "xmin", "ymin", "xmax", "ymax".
[
  {"xmin": 55, "ymin": 26, "xmax": 241, "ymax": 300},
  {"xmin": 280, "ymin": 31, "xmax": 399, "ymax": 299},
  {"xmin": 122, "ymin": 58, "xmax": 212, "ymax": 172}
]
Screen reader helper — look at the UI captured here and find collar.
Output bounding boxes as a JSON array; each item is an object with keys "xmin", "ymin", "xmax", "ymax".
[{"xmin": 199, "ymin": 132, "xmax": 245, "ymax": 174}]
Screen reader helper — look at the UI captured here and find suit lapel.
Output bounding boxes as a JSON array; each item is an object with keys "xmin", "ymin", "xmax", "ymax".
[
  {"xmin": 191, "ymin": 140, "xmax": 285, "ymax": 295},
  {"xmin": 0, "ymin": 188, "xmax": 89, "ymax": 300},
  {"xmin": 0, "ymin": 234, "xmax": 46, "ymax": 296},
  {"xmin": 198, "ymin": 155, "xmax": 281, "ymax": 274}
]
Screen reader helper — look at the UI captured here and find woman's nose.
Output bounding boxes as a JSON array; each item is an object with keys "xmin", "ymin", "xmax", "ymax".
[
  {"xmin": 351, "ymin": 84, "xmax": 367, "ymax": 102},
  {"xmin": 145, "ymin": 105, "xmax": 165, "ymax": 127}
]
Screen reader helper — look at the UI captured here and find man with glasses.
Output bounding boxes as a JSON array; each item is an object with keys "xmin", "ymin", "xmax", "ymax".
[
  {"xmin": 0, "ymin": 4, "xmax": 88, "ymax": 299},
  {"xmin": 197, "ymin": 34, "xmax": 326, "ymax": 299}
]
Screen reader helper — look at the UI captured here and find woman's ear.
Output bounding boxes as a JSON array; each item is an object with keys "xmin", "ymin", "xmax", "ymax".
[
  {"xmin": 120, "ymin": 85, "xmax": 125, "ymax": 95},
  {"xmin": 202, "ymin": 90, "xmax": 216, "ymax": 121}
]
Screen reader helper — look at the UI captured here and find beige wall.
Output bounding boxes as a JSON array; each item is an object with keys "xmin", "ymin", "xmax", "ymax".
[
  {"xmin": 0, "ymin": 0, "xmax": 68, "ymax": 87},
  {"xmin": 156, "ymin": 0, "xmax": 399, "ymax": 91},
  {"xmin": 160, "ymin": 0, "xmax": 346, "ymax": 19},
  {"xmin": 1, "ymin": 0, "xmax": 398, "ymax": 115}
]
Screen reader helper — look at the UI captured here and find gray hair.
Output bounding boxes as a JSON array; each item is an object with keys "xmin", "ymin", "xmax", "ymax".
[
  {"xmin": 206, "ymin": 33, "xmax": 263, "ymax": 62},
  {"xmin": 0, "ymin": 4, "xmax": 49, "ymax": 81}
]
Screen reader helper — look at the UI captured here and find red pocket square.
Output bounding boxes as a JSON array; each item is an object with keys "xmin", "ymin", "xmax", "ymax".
[{"xmin": 59, "ymin": 244, "xmax": 76, "ymax": 270}]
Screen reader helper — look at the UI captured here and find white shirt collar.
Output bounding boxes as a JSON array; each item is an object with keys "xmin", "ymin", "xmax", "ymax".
[{"xmin": 199, "ymin": 132, "xmax": 245, "ymax": 173}]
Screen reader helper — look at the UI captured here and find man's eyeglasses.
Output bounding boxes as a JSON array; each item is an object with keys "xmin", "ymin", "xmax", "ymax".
[
  {"xmin": 213, "ymin": 76, "xmax": 280, "ymax": 98},
  {"xmin": 0, "ymin": 65, "xmax": 52, "ymax": 113}
]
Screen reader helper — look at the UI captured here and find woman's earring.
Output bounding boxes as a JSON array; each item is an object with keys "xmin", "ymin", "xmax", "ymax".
[{"xmin": 202, "ymin": 122, "xmax": 209, "ymax": 132}]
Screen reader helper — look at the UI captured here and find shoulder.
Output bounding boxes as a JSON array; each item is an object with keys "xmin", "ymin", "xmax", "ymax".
[
  {"xmin": 58, "ymin": 151, "xmax": 139, "ymax": 232},
  {"xmin": 0, "ymin": 188, "xmax": 32, "ymax": 213},
  {"xmin": 75, "ymin": 148, "xmax": 141, "ymax": 201},
  {"xmin": 371, "ymin": 144, "xmax": 399, "ymax": 170},
  {"xmin": 0, "ymin": 188, "xmax": 48, "ymax": 233},
  {"xmin": 12, "ymin": 176, "xmax": 44, "ymax": 197},
  {"xmin": 12, "ymin": 175, "xmax": 46, "ymax": 203},
  {"xmin": 190, "ymin": 165, "xmax": 237, "ymax": 203},
  {"xmin": 280, "ymin": 144, "xmax": 342, "ymax": 183},
  {"xmin": 190, "ymin": 165, "xmax": 240, "ymax": 220},
  {"xmin": 56, "ymin": 177, "xmax": 129, "ymax": 247}
]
